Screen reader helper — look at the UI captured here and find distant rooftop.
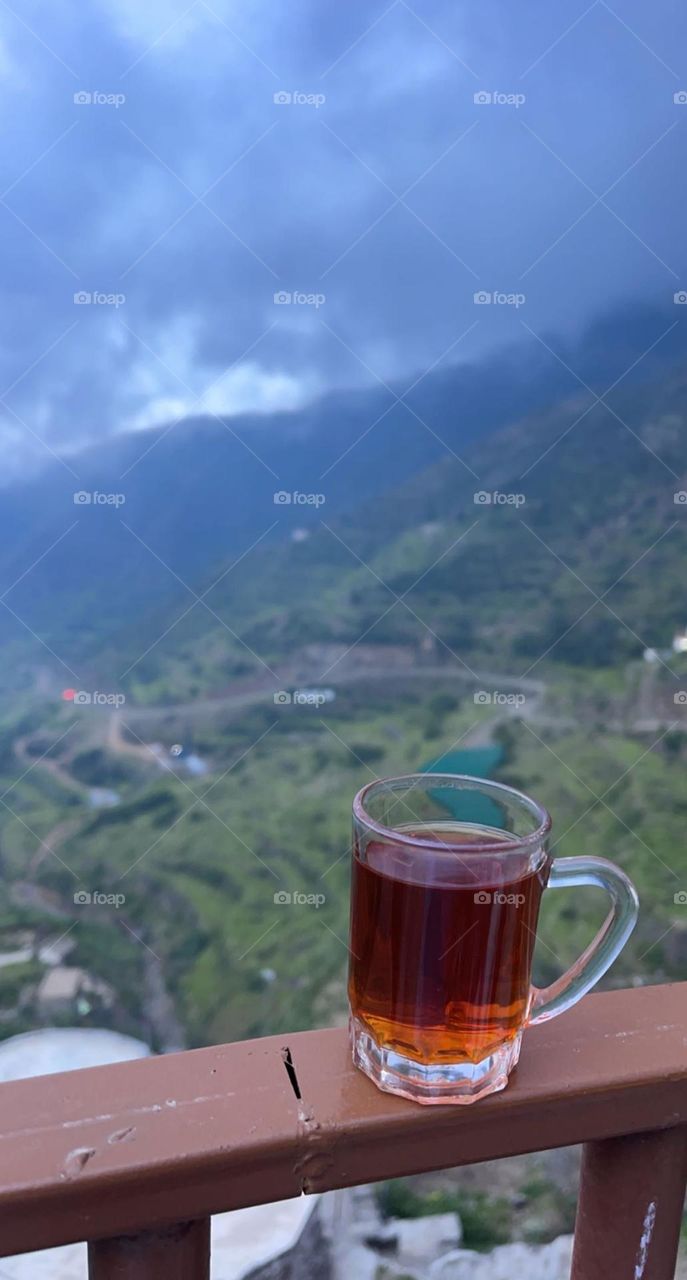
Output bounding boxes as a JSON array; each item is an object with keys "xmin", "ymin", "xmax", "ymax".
[{"xmin": 0, "ymin": 1026, "xmax": 150, "ymax": 1082}]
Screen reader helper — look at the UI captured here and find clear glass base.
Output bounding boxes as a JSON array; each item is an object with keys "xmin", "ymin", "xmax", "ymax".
[{"xmin": 350, "ymin": 1014, "xmax": 523, "ymax": 1105}]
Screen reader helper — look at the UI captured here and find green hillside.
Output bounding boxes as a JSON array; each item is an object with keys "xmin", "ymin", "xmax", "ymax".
[
  {"xmin": 104, "ymin": 367, "xmax": 687, "ymax": 705},
  {"xmin": 0, "ymin": 364, "xmax": 685, "ymax": 1050}
]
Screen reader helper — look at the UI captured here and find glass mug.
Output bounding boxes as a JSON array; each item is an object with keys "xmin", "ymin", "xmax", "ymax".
[{"xmin": 348, "ymin": 774, "xmax": 639, "ymax": 1105}]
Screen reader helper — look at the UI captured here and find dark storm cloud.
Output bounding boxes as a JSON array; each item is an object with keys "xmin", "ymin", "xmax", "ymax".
[{"xmin": 0, "ymin": 0, "xmax": 685, "ymax": 475}]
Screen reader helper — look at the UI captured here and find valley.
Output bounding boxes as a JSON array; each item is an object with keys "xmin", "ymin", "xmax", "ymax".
[
  {"xmin": 0, "ymin": 647, "xmax": 685, "ymax": 1053},
  {"xmin": 0, "ymin": 353, "xmax": 685, "ymax": 1062}
]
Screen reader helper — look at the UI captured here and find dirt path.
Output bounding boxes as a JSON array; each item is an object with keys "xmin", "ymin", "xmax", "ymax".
[
  {"xmin": 116, "ymin": 665, "xmax": 547, "ymax": 725},
  {"xmin": 7, "ymin": 663, "xmax": 555, "ymax": 1053},
  {"xmin": 27, "ymin": 817, "xmax": 84, "ymax": 877},
  {"xmin": 106, "ymin": 713, "xmax": 157, "ymax": 766},
  {"xmin": 15, "ymin": 664, "xmax": 554, "ymax": 784},
  {"xmin": 14, "ymin": 732, "xmax": 87, "ymax": 797}
]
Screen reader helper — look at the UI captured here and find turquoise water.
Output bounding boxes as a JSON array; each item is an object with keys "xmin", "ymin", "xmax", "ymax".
[{"xmin": 420, "ymin": 745, "xmax": 506, "ymax": 829}]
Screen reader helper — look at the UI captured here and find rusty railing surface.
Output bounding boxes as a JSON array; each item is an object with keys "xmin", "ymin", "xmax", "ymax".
[{"xmin": 0, "ymin": 982, "xmax": 685, "ymax": 1279}]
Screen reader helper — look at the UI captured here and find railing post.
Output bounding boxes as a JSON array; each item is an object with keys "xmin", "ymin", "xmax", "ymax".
[
  {"xmin": 88, "ymin": 1217, "xmax": 210, "ymax": 1279},
  {"xmin": 571, "ymin": 1126, "xmax": 687, "ymax": 1280}
]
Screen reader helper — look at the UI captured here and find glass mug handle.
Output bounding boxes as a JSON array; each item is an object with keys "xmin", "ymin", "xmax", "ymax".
[{"xmin": 529, "ymin": 855, "xmax": 639, "ymax": 1025}]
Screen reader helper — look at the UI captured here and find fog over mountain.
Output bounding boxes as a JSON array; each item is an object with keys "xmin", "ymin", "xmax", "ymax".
[
  {"xmin": 0, "ymin": 295, "xmax": 683, "ymax": 666},
  {"xmin": 1, "ymin": 0, "xmax": 686, "ymax": 475}
]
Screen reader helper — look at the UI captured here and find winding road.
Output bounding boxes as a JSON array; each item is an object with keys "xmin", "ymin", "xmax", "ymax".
[{"xmin": 9, "ymin": 662, "xmax": 558, "ymax": 1053}]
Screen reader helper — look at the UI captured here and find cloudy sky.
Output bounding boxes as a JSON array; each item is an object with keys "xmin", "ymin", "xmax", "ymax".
[{"xmin": 1, "ymin": 0, "xmax": 685, "ymax": 475}]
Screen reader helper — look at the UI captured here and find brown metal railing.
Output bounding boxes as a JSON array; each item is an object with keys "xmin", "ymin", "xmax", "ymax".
[{"xmin": 0, "ymin": 983, "xmax": 685, "ymax": 1279}]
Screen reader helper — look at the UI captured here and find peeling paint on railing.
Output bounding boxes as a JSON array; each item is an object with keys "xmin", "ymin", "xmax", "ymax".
[
  {"xmin": 0, "ymin": 983, "xmax": 683, "ymax": 1269},
  {"xmin": 634, "ymin": 1199, "xmax": 656, "ymax": 1279}
]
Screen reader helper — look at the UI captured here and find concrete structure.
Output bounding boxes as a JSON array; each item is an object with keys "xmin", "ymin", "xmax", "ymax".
[
  {"xmin": 36, "ymin": 967, "xmax": 114, "ymax": 1017},
  {"xmin": 0, "ymin": 930, "xmax": 76, "ymax": 970},
  {"xmin": 320, "ymin": 1183, "xmax": 461, "ymax": 1279},
  {"xmin": 0, "ymin": 1026, "xmax": 150, "ymax": 1081},
  {"xmin": 0, "ymin": 1200, "xmax": 323, "ymax": 1280},
  {"xmin": 429, "ymin": 1236, "xmax": 573, "ymax": 1278}
]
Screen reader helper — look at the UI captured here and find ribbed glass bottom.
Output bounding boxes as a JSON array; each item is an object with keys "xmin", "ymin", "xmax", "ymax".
[{"xmin": 350, "ymin": 1014, "xmax": 523, "ymax": 1105}]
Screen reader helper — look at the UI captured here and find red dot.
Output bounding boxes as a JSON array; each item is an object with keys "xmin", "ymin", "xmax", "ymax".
[{"xmin": 62, "ymin": 688, "xmax": 76, "ymax": 701}]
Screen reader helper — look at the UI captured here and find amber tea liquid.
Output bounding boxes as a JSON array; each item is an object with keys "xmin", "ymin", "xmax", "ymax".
[{"xmin": 349, "ymin": 824, "xmax": 549, "ymax": 1066}]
